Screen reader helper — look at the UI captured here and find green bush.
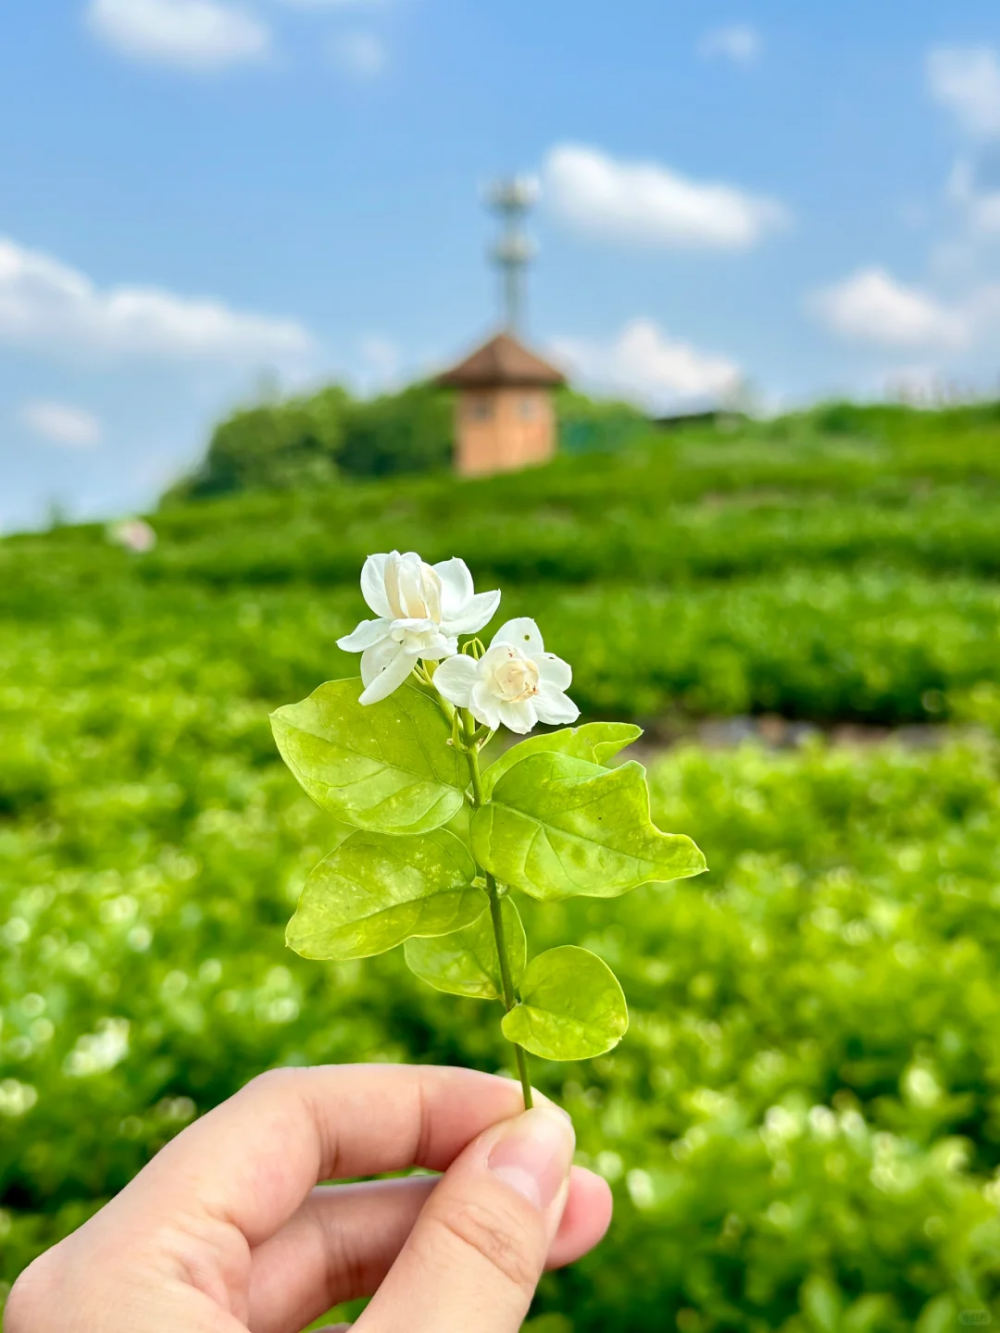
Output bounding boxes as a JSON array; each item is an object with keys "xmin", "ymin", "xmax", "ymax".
[
  {"xmin": 8, "ymin": 400, "xmax": 1000, "ymax": 1325},
  {"xmin": 336, "ymin": 380, "xmax": 453, "ymax": 478},
  {"xmin": 166, "ymin": 379, "xmax": 457, "ymax": 500},
  {"xmin": 168, "ymin": 379, "xmax": 655, "ymax": 501},
  {"xmin": 169, "ymin": 391, "xmax": 347, "ymax": 500},
  {"xmin": 5, "ymin": 646, "xmax": 1000, "ymax": 1328},
  {"xmin": 6, "ymin": 543, "xmax": 1000, "ymax": 727},
  {"xmin": 9, "ymin": 403, "xmax": 1000, "ymax": 728},
  {"xmin": 148, "ymin": 401, "xmax": 1000, "ymax": 595},
  {"xmin": 556, "ymin": 387, "xmax": 649, "ymax": 455}
]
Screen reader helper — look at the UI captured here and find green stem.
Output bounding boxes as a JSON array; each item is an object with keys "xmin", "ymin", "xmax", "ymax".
[
  {"xmin": 487, "ymin": 875, "xmax": 534, "ymax": 1105},
  {"xmin": 461, "ymin": 709, "xmax": 534, "ymax": 1110}
]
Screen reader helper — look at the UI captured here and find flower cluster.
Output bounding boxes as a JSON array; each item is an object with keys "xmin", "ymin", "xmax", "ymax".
[
  {"xmin": 279, "ymin": 548, "xmax": 705, "ymax": 1095},
  {"xmin": 338, "ymin": 550, "xmax": 578, "ymax": 733}
]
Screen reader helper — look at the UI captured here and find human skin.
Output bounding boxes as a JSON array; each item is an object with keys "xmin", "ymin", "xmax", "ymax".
[{"xmin": 6, "ymin": 1064, "xmax": 612, "ymax": 1333}]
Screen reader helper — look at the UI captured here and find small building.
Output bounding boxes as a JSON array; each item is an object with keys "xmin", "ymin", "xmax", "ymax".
[{"xmin": 436, "ymin": 331, "xmax": 566, "ymax": 478}]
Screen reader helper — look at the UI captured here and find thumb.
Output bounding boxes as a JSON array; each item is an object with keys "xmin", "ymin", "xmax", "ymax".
[{"xmin": 357, "ymin": 1105, "xmax": 575, "ymax": 1333}]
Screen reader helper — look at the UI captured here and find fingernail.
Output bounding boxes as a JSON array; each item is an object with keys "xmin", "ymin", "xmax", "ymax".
[{"xmin": 488, "ymin": 1107, "xmax": 575, "ymax": 1211}]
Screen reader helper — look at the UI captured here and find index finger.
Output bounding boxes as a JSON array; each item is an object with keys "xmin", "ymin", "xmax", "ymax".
[{"xmin": 115, "ymin": 1064, "xmax": 531, "ymax": 1247}]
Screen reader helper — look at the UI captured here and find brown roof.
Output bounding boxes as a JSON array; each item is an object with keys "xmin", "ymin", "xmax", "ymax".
[{"xmin": 436, "ymin": 332, "xmax": 567, "ymax": 389}]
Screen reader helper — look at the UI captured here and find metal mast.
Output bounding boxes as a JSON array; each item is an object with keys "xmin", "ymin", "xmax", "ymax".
[{"xmin": 486, "ymin": 177, "xmax": 538, "ymax": 333}]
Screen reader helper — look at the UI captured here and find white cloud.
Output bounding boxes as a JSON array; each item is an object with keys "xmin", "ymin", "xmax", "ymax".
[
  {"xmin": 87, "ymin": 0, "xmax": 270, "ymax": 71},
  {"xmin": 332, "ymin": 30, "xmax": 387, "ymax": 75},
  {"xmin": 542, "ymin": 144, "xmax": 790, "ymax": 250},
  {"xmin": 810, "ymin": 268, "xmax": 969, "ymax": 348},
  {"xmin": 0, "ymin": 237, "xmax": 314, "ymax": 364},
  {"xmin": 699, "ymin": 24, "xmax": 762, "ymax": 65},
  {"xmin": 927, "ymin": 46, "xmax": 1000, "ymax": 137},
  {"xmin": 552, "ymin": 319, "xmax": 743, "ymax": 411},
  {"xmin": 20, "ymin": 402, "xmax": 104, "ymax": 448}
]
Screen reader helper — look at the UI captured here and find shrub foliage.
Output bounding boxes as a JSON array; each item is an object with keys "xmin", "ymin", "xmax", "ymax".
[{"xmin": 6, "ymin": 402, "xmax": 1000, "ymax": 1326}]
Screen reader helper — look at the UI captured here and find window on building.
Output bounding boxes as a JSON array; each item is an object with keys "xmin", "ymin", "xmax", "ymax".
[
  {"xmin": 468, "ymin": 398, "xmax": 493, "ymax": 421},
  {"xmin": 519, "ymin": 396, "xmax": 538, "ymax": 420}
]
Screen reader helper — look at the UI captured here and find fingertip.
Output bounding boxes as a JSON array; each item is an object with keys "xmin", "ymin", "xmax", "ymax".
[
  {"xmin": 360, "ymin": 1100, "xmax": 570, "ymax": 1329},
  {"xmin": 546, "ymin": 1166, "xmax": 614, "ymax": 1270},
  {"xmin": 532, "ymin": 1089, "xmax": 574, "ymax": 1126},
  {"xmin": 571, "ymin": 1164, "xmax": 614, "ymax": 1207}
]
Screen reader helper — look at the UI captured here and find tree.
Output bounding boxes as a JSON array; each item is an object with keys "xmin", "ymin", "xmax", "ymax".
[
  {"xmin": 338, "ymin": 382, "xmax": 453, "ymax": 479},
  {"xmin": 165, "ymin": 389, "xmax": 350, "ymax": 502}
]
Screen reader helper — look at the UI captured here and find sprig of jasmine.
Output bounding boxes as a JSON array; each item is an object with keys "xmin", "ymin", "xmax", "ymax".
[{"xmin": 273, "ymin": 550, "xmax": 707, "ymax": 1107}]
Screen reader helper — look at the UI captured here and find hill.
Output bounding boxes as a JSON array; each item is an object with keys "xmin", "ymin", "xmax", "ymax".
[
  {"xmin": 6, "ymin": 399, "xmax": 1000, "ymax": 728},
  {"xmin": 6, "ymin": 401, "xmax": 1000, "ymax": 1327}
]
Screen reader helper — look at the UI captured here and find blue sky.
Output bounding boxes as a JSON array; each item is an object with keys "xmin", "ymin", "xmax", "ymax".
[{"xmin": 3, "ymin": 0, "xmax": 1000, "ymax": 531}]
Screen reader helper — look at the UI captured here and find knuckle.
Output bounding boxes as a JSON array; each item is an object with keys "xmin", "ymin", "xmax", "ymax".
[{"xmin": 426, "ymin": 1193, "xmax": 542, "ymax": 1294}]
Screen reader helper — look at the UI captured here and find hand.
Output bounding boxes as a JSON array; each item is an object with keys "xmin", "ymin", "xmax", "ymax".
[{"xmin": 7, "ymin": 1064, "xmax": 612, "ymax": 1332}]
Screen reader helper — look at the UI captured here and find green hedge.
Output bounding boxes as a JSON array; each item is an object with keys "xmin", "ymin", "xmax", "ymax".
[
  {"xmin": 166, "ymin": 381, "xmax": 649, "ymax": 501},
  {"xmin": 10, "ymin": 406, "xmax": 1000, "ymax": 708},
  {"xmin": 5, "ymin": 683, "xmax": 1000, "ymax": 1328},
  {"xmin": 4, "ymin": 560, "xmax": 1000, "ymax": 727},
  {"xmin": 7, "ymin": 400, "xmax": 1000, "ymax": 1325}
]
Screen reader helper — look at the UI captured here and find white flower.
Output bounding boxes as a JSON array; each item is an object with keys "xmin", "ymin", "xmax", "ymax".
[
  {"xmin": 338, "ymin": 551, "xmax": 501, "ymax": 705},
  {"xmin": 434, "ymin": 617, "xmax": 579, "ymax": 734},
  {"xmin": 107, "ymin": 518, "xmax": 156, "ymax": 553}
]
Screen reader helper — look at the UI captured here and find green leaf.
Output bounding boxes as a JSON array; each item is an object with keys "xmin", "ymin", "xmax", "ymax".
[
  {"xmin": 801, "ymin": 1274, "xmax": 843, "ymax": 1333},
  {"xmin": 472, "ymin": 752, "xmax": 707, "ymax": 901},
  {"xmin": 482, "ymin": 721, "xmax": 643, "ymax": 798},
  {"xmin": 286, "ymin": 827, "xmax": 482, "ymax": 961},
  {"xmin": 502, "ymin": 946, "xmax": 628, "ymax": 1060},
  {"xmin": 271, "ymin": 678, "xmax": 468, "ymax": 835},
  {"xmin": 404, "ymin": 895, "xmax": 526, "ymax": 1000}
]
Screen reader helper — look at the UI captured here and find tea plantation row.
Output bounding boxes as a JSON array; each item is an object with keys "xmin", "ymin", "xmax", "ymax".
[
  {"xmin": 3, "ymin": 564, "xmax": 1000, "ymax": 754},
  {"xmin": 6, "ymin": 402, "xmax": 1000, "ymax": 1328},
  {"xmin": 4, "ymin": 671, "xmax": 1000, "ymax": 1329},
  {"xmin": 6, "ymin": 404, "xmax": 1000, "ymax": 727}
]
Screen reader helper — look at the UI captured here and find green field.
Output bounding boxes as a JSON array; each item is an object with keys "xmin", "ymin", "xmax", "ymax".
[{"xmin": 4, "ymin": 403, "xmax": 1000, "ymax": 1328}]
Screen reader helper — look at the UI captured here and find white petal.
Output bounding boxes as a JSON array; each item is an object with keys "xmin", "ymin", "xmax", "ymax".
[
  {"xmin": 433, "ymin": 558, "xmax": 475, "ymax": 618},
  {"xmin": 396, "ymin": 553, "xmax": 430, "ymax": 619},
  {"xmin": 420, "ymin": 564, "xmax": 442, "ymax": 623},
  {"xmin": 392, "ymin": 617, "xmax": 439, "ymax": 635},
  {"xmin": 471, "ymin": 679, "xmax": 503, "ymax": 730},
  {"xmin": 382, "ymin": 552, "xmax": 404, "ymax": 619},
  {"xmin": 536, "ymin": 652, "xmax": 572, "ymax": 692},
  {"xmin": 337, "ymin": 618, "xmax": 391, "ymax": 653},
  {"xmin": 420, "ymin": 635, "xmax": 459, "ymax": 662},
  {"xmin": 394, "ymin": 624, "xmax": 456, "ymax": 658},
  {"xmin": 360, "ymin": 553, "xmax": 394, "ymax": 618},
  {"xmin": 492, "ymin": 617, "xmax": 545, "ymax": 657},
  {"xmin": 534, "ymin": 684, "xmax": 580, "ymax": 725},
  {"xmin": 480, "ymin": 641, "xmax": 521, "ymax": 677},
  {"xmin": 359, "ymin": 641, "xmax": 417, "ymax": 704},
  {"xmin": 360, "ymin": 636, "xmax": 402, "ymax": 687},
  {"xmin": 433, "ymin": 654, "xmax": 478, "ymax": 708},
  {"xmin": 498, "ymin": 698, "xmax": 538, "ymax": 734},
  {"xmin": 445, "ymin": 588, "xmax": 501, "ymax": 636}
]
